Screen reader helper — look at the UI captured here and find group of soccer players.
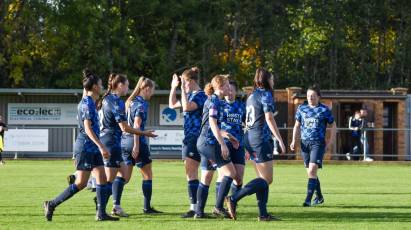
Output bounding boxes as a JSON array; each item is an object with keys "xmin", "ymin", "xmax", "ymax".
[{"xmin": 43, "ymin": 66, "xmax": 336, "ymax": 222}]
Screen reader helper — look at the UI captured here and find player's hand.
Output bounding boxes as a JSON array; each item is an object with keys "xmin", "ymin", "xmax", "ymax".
[
  {"xmin": 221, "ymin": 144, "xmax": 229, "ymax": 160},
  {"xmin": 99, "ymin": 146, "xmax": 110, "ymax": 159},
  {"xmin": 227, "ymin": 134, "xmax": 240, "ymax": 150},
  {"xmin": 290, "ymin": 140, "xmax": 295, "ymax": 151},
  {"xmin": 132, "ymin": 145, "xmax": 139, "ymax": 160},
  {"xmin": 180, "ymin": 76, "xmax": 186, "ymax": 91},
  {"xmin": 143, "ymin": 130, "xmax": 157, "ymax": 138},
  {"xmin": 245, "ymin": 151, "xmax": 251, "ymax": 160},
  {"xmin": 279, "ymin": 140, "xmax": 286, "ymax": 154},
  {"xmin": 171, "ymin": 74, "xmax": 180, "ymax": 89}
]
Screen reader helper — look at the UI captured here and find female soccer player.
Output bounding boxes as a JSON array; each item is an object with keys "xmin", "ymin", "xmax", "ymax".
[
  {"xmin": 113, "ymin": 76, "xmax": 161, "ymax": 215},
  {"xmin": 43, "ymin": 70, "xmax": 118, "ymax": 221},
  {"xmin": 290, "ymin": 85, "xmax": 336, "ymax": 207},
  {"xmin": 168, "ymin": 67, "xmax": 208, "ymax": 218},
  {"xmin": 225, "ymin": 68, "xmax": 286, "ymax": 221},
  {"xmin": 97, "ymin": 73, "xmax": 157, "ymax": 217},
  {"xmin": 214, "ymin": 80, "xmax": 246, "ymax": 218},
  {"xmin": 195, "ymin": 75, "xmax": 239, "ymax": 218}
]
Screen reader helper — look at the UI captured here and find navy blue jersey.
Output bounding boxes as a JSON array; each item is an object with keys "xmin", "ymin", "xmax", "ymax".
[
  {"xmin": 350, "ymin": 117, "xmax": 363, "ymax": 137},
  {"xmin": 295, "ymin": 102, "xmax": 334, "ymax": 141},
  {"xmin": 221, "ymin": 100, "xmax": 245, "ymax": 146},
  {"xmin": 124, "ymin": 96, "xmax": 149, "ymax": 144},
  {"xmin": 99, "ymin": 93, "xmax": 127, "ymax": 148},
  {"xmin": 77, "ymin": 96, "xmax": 100, "ymax": 153},
  {"xmin": 199, "ymin": 94, "xmax": 225, "ymax": 145},
  {"xmin": 183, "ymin": 91, "xmax": 207, "ymax": 141},
  {"xmin": 245, "ymin": 88, "xmax": 276, "ymax": 145}
]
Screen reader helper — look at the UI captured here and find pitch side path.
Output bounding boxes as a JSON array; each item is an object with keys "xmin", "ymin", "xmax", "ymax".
[{"xmin": 0, "ymin": 160, "xmax": 410, "ymax": 229}]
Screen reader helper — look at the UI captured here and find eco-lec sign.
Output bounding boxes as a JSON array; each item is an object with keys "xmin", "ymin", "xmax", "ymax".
[{"xmin": 8, "ymin": 103, "xmax": 78, "ymax": 125}]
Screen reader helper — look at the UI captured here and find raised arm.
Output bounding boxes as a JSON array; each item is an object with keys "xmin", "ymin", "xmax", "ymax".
[
  {"xmin": 180, "ymin": 77, "xmax": 199, "ymax": 112},
  {"xmin": 169, "ymin": 74, "xmax": 182, "ymax": 109}
]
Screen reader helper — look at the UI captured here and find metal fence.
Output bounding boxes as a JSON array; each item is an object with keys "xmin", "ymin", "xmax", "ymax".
[{"xmin": 2, "ymin": 126, "xmax": 411, "ymax": 161}]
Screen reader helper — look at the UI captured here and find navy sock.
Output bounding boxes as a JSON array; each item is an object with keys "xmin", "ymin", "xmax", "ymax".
[
  {"xmin": 50, "ymin": 184, "xmax": 79, "ymax": 207},
  {"xmin": 96, "ymin": 184, "xmax": 107, "ymax": 216},
  {"xmin": 231, "ymin": 178, "xmax": 267, "ymax": 203},
  {"xmin": 112, "ymin": 176, "xmax": 126, "ymax": 206},
  {"xmin": 230, "ymin": 183, "xmax": 242, "ymax": 195},
  {"xmin": 316, "ymin": 177, "xmax": 323, "ymax": 199},
  {"xmin": 215, "ymin": 182, "xmax": 221, "ymax": 201},
  {"xmin": 305, "ymin": 178, "xmax": 318, "ymax": 203},
  {"xmin": 195, "ymin": 183, "xmax": 209, "ymax": 215},
  {"xmin": 142, "ymin": 180, "xmax": 152, "ymax": 210},
  {"xmin": 188, "ymin": 179, "xmax": 199, "ymax": 205},
  {"xmin": 105, "ymin": 182, "xmax": 113, "ymax": 204},
  {"xmin": 256, "ymin": 185, "xmax": 269, "ymax": 217},
  {"xmin": 216, "ymin": 176, "xmax": 233, "ymax": 209}
]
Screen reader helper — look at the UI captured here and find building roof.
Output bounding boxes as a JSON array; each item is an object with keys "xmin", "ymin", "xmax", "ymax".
[{"xmin": 0, "ymin": 88, "xmax": 174, "ymax": 96}]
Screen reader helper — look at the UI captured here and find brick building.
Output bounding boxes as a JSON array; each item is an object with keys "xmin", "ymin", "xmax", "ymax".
[{"xmin": 260, "ymin": 87, "xmax": 409, "ymax": 161}]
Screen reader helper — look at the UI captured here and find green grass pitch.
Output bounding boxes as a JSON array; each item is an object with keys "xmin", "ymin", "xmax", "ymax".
[{"xmin": 0, "ymin": 160, "xmax": 410, "ymax": 229}]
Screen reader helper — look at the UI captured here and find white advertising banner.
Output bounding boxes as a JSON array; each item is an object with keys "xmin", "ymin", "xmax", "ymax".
[
  {"xmin": 149, "ymin": 130, "xmax": 184, "ymax": 151},
  {"xmin": 8, "ymin": 103, "xmax": 78, "ymax": 125},
  {"xmin": 4, "ymin": 129, "xmax": 49, "ymax": 152},
  {"xmin": 159, "ymin": 104, "xmax": 184, "ymax": 126}
]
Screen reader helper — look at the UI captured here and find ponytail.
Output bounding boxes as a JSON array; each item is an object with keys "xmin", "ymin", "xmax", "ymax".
[
  {"xmin": 125, "ymin": 76, "xmax": 155, "ymax": 109},
  {"xmin": 97, "ymin": 73, "xmax": 127, "ymax": 110},
  {"xmin": 82, "ymin": 69, "xmax": 100, "ymax": 91},
  {"xmin": 182, "ymin": 66, "xmax": 200, "ymax": 82},
  {"xmin": 204, "ymin": 83, "xmax": 214, "ymax": 96}
]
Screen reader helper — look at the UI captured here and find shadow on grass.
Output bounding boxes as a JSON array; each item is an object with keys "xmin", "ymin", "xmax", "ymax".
[{"xmin": 235, "ymin": 210, "xmax": 411, "ymax": 223}]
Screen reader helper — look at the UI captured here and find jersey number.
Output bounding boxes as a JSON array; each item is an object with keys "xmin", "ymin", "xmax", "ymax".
[
  {"xmin": 98, "ymin": 110, "xmax": 104, "ymax": 132},
  {"xmin": 246, "ymin": 105, "xmax": 256, "ymax": 127}
]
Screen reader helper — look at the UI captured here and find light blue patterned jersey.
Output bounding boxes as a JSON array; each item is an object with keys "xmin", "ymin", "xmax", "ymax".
[{"xmin": 295, "ymin": 102, "xmax": 334, "ymax": 141}]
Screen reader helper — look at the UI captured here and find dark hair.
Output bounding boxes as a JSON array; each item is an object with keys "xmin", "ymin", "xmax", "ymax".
[
  {"xmin": 182, "ymin": 67, "xmax": 200, "ymax": 81},
  {"xmin": 228, "ymin": 80, "xmax": 238, "ymax": 92},
  {"xmin": 307, "ymin": 84, "xmax": 321, "ymax": 97},
  {"xmin": 82, "ymin": 69, "xmax": 100, "ymax": 91},
  {"xmin": 97, "ymin": 73, "xmax": 128, "ymax": 110},
  {"xmin": 253, "ymin": 68, "xmax": 274, "ymax": 95}
]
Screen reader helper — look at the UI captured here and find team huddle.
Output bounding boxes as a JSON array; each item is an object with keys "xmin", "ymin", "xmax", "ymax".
[{"xmin": 43, "ymin": 67, "xmax": 336, "ymax": 222}]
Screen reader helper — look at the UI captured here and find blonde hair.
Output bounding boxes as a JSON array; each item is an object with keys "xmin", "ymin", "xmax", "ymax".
[
  {"xmin": 125, "ymin": 76, "xmax": 155, "ymax": 108},
  {"xmin": 204, "ymin": 75, "xmax": 228, "ymax": 96}
]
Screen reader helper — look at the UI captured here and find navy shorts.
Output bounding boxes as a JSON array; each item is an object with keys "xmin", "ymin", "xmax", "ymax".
[
  {"xmin": 197, "ymin": 139, "xmax": 231, "ymax": 170},
  {"xmin": 244, "ymin": 135, "xmax": 274, "ymax": 163},
  {"xmin": 75, "ymin": 151, "xmax": 104, "ymax": 171},
  {"xmin": 121, "ymin": 135, "xmax": 152, "ymax": 168},
  {"xmin": 301, "ymin": 140, "xmax": 325, "ymax": 168},
  {"xmin": 101, "ymin": 135, "xmax": 123, "ymax": 168},
  {"xmin": 226, "ymin": 142, "xmax": 245, "ymax": 165},
  {"xmin": 182, "ymin": 137, "xmax": 201, "ymax": 162}
]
